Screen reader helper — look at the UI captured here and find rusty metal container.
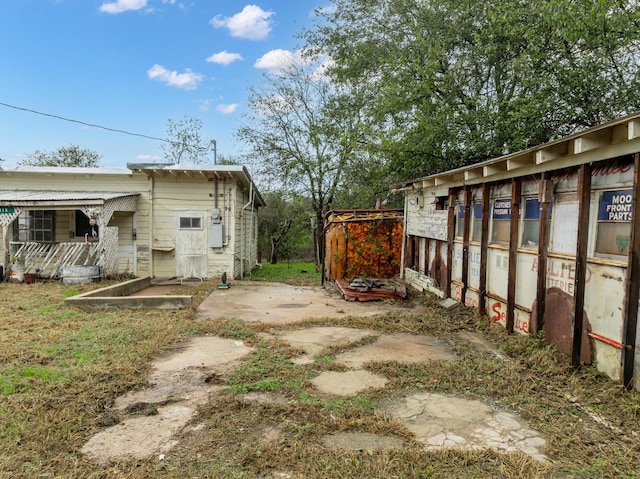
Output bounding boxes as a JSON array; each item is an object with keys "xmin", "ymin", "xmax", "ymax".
[{"xmin": 323, "ymin": 209, "xmax": 404, "ymax": 282}]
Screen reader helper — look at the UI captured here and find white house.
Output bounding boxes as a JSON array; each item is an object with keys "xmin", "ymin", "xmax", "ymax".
[
  {"xmin": 0, "ymin": 163, "xmax": 264, "ymax": 282},
  {"xmin": 399, "ymin": 112, "xmax": 640, "ymax": 390}
]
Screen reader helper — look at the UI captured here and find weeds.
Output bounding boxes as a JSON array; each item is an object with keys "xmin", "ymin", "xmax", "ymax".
[{"xmin": 1, "ymin": 277, "xmax": 639, "ymax": 478}]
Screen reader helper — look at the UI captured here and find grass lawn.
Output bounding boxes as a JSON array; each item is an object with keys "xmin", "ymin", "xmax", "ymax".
[
  {"xmin": 1, "ymin": 271, "xmax": 639, "ymax": 478},
  {"xmin": 247, "ymin": 261, "xmax": 321, "ymax": 286}
]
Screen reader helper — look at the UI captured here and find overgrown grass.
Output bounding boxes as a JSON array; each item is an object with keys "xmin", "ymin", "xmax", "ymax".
[
  {"xmin": 1, "ymin": 278, "xmax": 639, "ymax": 478},
  {"xmin": 248, "ymin": 261, "xmax": 321, "ymax": 286}
]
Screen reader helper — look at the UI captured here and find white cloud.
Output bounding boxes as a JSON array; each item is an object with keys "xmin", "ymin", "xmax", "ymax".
[
  {"xmin": 254, "ymin": 49, "xmax": 311, "ymax": 75},
  {"xmin": 216, "ymin": 103, "xmax": 238, "ymax": 114},
  {"xmin": 210, "ymin": 5, "xmax": 274, "ymax": 40},
  {"xmin": 99, "ymin": 0, "xmax": 147, "ymax": 14},
  {"xmin": 206, "ymin": 50, "xmax": 244, "ymax": 65},
  {"xmin": 147, "ymin": 64, "xmax": 203, "ymax": 90}
]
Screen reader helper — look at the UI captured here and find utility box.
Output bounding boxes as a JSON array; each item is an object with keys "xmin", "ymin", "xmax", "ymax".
[{"xmin": 209, "ymin": 224, "xmax": 224, "ymax": 248}]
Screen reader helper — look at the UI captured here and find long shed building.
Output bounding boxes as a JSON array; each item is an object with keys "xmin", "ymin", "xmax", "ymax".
[{"xmin": 399, "ymin": 113, "xmax": 640, "ymax": 390}]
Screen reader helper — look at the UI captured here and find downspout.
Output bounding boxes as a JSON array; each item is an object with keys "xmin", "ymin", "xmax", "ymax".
[
  {"xmin": 241, "ymin": 180, "xmax": 254, "ymax": 279},
  {"xmin": 149, "ymin": 174, "xmax": 155, "ymax": 278},
  {"xmin": 132, "ymin": 211, "xmax": 138, "ymax": 276}
]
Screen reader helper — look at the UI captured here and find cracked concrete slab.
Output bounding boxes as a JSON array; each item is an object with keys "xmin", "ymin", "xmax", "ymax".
[
  {"xmin": 381, "ymin": 392, "xmax": 548, "ymax": 462},
  {"xmin": 278, "ymin": 326, "xmax": 378, "ymax": 358},
  {"xmin": 196, "ymin": 283, "xmax": 425, "ymax": 324},
  {"xmin": 310, "ymin": 369, "xmax": 388, "ymax": 396},
  {"xmin": 335, "ymin": 333, "xmax": 456, "ymax": 369}
]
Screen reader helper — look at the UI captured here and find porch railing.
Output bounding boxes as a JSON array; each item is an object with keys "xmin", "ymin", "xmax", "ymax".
[{"xmin": 12, "ymin": 241, "xmax": 101, "ymax": 278}]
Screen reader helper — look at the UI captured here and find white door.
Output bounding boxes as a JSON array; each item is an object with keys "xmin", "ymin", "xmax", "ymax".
[{"xmin": 175, "ymin": 211, "xmax": 207, "ymax": 280}]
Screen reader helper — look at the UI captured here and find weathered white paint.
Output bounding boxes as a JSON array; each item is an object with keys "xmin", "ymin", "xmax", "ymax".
[
  {"xmin": 401, "ymin": 114, "xmax": 640, "ymax": 389},
  {"xmin": 0, "ymin": 164, "xmax": 263, "ymax": 281}
]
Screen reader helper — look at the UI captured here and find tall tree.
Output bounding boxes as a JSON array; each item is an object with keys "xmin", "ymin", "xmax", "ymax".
[
  {"xmin": 161, "ymin": 116, "xmax": 214, "ymax": 164},
  {"xmin": 19, "ymin": 144, "xmax": 102, "ymax": 167},
  {"xmin": 307, "ymin": 0, "xmax": 640, "ymax": 180},
  {"xmin": 237, "ymin": 58, "xmax": 365, "ymax": 268}
]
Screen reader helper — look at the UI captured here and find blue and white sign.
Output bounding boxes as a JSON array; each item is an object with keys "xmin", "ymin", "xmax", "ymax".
[
  {"xmin": 492, "ymin": 199, "xmax": 512, "ymax": 220},
  {"xmin": 598, "ymin": 189, "xmax": 633, "ymax": 222}
]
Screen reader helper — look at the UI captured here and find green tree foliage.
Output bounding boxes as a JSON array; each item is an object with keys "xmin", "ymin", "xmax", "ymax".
[
  {"xmin": 307, "ymin": 0, "xmax": 640, "ymax": 180},
  {"xmin": 257, "ymin": 190, "xmax": 314, "ymax": 263},
  {"xmin": 18, "ymin": 144, "xmax": 102, "ymax": 167},
  {"xmin": 161, "ymin": 116, "xmax": 213, "ymax": 164},
  {"xmin": 237, "ymin": 58, "xmax": 365, "ymax": 266}
]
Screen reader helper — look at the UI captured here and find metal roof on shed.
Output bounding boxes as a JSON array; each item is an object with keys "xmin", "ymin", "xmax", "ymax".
[{"xmin": 0, "ymin": 190, "xmax": 139, "ymax": 205}]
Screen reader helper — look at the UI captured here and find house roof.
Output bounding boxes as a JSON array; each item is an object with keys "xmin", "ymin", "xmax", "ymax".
[
  {"xmin": 126, "ymin": 163, "xmax": 266, "ymax": 206},
  {"xmin": 0, "ymin": 190, "xmax": 140, "ymax": 207},
  {"xmin": 398, "ymin": 112, "xmax": 640, "ymax": 195}
]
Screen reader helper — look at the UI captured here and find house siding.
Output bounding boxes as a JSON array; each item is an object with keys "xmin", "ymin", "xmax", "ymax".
[{"xmin": 0, "ymin": 165, "xmax": 263, "ymax": 282}]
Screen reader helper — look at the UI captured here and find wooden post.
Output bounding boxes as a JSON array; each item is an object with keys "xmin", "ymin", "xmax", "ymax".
[
  {"xmin": 446, "ymin": 190, "xmax": 456, "ymax": 298},
  {"xmin": 507, "ymin": 178, "xmax": 521, "ymax": 333},
  {"xmin": 536, "ymin": 172, "xmax": 552, "ymax": 333},
  {"xmin": 461, "ymin": 187, "xmax": 472, "ymax": 304},
  {"xmin": 479, "ymin": 183, "xmax": 490, "ymax": 314},
  {"xmin": 622, "ymin": 153, "xmax": 640, "ymax": 389},
  {"xmin": 572, "ymin": 163, "xmax": 592, "ymax": 368}
]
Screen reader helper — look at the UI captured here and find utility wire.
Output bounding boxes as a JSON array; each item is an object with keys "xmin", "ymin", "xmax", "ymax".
[{"xmin": 0, "ymin": 101, "xmax": 170, "ymax": 143}]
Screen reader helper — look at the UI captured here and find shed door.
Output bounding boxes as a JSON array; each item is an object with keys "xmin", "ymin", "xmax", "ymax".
[{"xmin": 175, "ymin": 211, "xmax": 207, "ymax": 279}]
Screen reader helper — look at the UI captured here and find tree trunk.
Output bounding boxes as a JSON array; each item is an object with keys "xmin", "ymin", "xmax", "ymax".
[{"xmin": 269, "ymin": 219, "xmax": 292, "ymax": 264}]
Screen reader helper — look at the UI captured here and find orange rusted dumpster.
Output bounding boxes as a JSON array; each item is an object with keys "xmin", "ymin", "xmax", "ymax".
[{"xmin": 323, "ymin": 209, "xmax": 404, "ymax": 283}]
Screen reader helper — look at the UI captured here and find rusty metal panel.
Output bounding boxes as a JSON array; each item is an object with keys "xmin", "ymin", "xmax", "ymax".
[{"xmin": 324, "ymin": 210, "xmax": 403, "ymax": 282}]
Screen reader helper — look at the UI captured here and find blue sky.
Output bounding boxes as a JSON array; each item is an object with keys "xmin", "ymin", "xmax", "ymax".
[{"xmin": 0, "ymin": 0, "xmax": 329, "ymax": 167}]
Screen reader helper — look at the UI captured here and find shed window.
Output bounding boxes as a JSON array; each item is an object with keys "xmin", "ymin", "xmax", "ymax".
[
  {"xmin": 471, "ymin": 202, "xmax": 482, "ymax": 242},
  {"xmin": 179, "ymin": 217, "xmax": 202, "ymax": 229},
  {"xmin": 15, "ymin": 210, "xmax": 55, "ymax": 242},
  {"xmin": 595, "ymin": 189, "xmax": 632, "ymax": 258},
  {"xmin": 455, "ymin": 204, "xmax": 464, "ymax": 239},
  {"xmin": 521, "ymin": 197, "xmax": 548, "ymax": 249},
  {"xmin": 490, "ymin": 198, "xmax": 511, "ymax": 244}
]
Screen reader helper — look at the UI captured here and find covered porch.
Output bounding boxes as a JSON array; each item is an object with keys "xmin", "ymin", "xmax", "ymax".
[{"xmin": 0, "ymin": 190, "xmax": 139, "ymax": 280}]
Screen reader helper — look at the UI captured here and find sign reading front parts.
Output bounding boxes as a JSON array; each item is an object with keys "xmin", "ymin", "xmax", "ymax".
[{"xmin": 598, "ymin": 189, "xmax": 633, "ymax": 222}]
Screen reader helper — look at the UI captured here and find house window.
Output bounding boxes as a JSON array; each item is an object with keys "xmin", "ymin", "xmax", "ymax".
[
  {"xmin": 15, "ymin": 210, "xmax": 55, "ymax": 242},
  {"xmin": 490, "ymin": 198, "xmax": 512, "ymax": 244},
  {"xmin": 595, "ymin": 189, "xmax": 632, "ymax": 258},
  {"xmin": 471, "ymin": 202, "xmax": 483, "ymax": 242},
  {"xmin": 179, "ymin": 217, "xmax": 202, "ymax": 229}
]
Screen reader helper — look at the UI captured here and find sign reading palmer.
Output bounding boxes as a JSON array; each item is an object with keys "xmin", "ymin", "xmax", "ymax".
[{"xmin": 406, "ymin": 201, "xmax": 448, "ymax": 240}]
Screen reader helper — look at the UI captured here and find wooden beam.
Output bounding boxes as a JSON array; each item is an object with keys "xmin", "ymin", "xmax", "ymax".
[
  {"xmin": 535, "ymin": 173, "xmax": 552, "ymax": 333},
  {"xmin": 571, "ymin": 163, "xmax": 592, "ymax": 368},
  {"xmin": 446, "ymin": 190, "xmax": 456, "ymax": 298},
  {"xmin": 507, "ymin": 178, "xmax": 521, "ymax": 333},
  {"xmin": 573, "ymin": 130, "xmax": 610, "ymax": 154},
  {"xmin": 461, "ymin": 186, "xmax": 472, "ymax": 304},
  {"xmin": 464, "ymin": 168, "xmax": 483, "ymax": 181},
  {"xmin": 621, "ymin": 153, "xmax": 640, "ymax": 389},
  {"xmin": 483, "ymin": 161, "xmax": 508, "ymax": 177},
  {"xmin": 478, "ymin": 183, "xmax": 490, "ymax": 314}
]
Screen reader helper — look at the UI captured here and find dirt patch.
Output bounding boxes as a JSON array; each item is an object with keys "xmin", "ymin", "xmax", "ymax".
[{"xmin": 82, "ymin": 336, "xmax": 253, "ymax": 464}]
